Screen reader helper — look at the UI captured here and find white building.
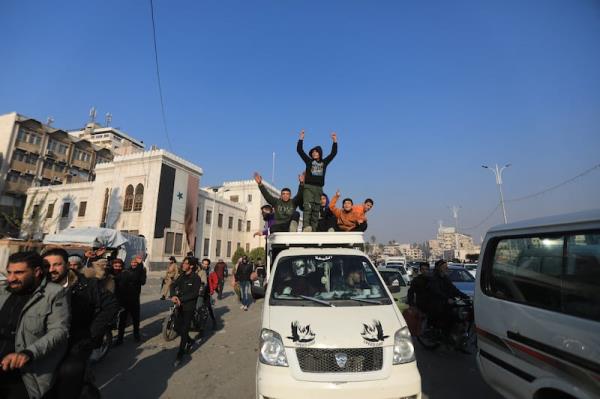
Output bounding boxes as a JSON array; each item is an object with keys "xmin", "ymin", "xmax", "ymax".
[{"xmin": 69, "ymin": 122, "xmax": 144, "ymax": 156}]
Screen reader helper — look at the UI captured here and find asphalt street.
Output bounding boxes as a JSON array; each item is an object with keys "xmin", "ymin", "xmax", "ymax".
[{"xmin": 94, "ymin": 274, "xmax": 503, "ymax": 399}]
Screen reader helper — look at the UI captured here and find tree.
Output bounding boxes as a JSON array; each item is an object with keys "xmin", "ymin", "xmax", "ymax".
[
  {"xmin": 466, "ymin": 254, "xmax": 479, "ymax": 263},
  {"xmin": 232, "ymin": 247, "xmax": 246, "ymax": 265},
  {"xmin": 249, "ymin": 247, "xmax": 266, "ymax": 264}
]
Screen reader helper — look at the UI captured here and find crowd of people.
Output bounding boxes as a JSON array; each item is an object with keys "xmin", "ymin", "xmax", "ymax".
[{"xmin": 254, "ymin": 130, "xmax": 374, "ymax": 235}]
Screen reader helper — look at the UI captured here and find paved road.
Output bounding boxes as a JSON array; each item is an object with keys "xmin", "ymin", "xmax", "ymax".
[{"xmin": 94, "ymin": 274, "xmax": 503, "ymax": 399}]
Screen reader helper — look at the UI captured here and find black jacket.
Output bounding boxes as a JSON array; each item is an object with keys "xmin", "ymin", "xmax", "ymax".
[
  {"xmin": 427, "ymin": 272, "xmax": 468, "ymax": 304},
  {"xmin": 258, "ymin": 183, "xmax": 303, "ymax": 226},
  {"xmin": 297, "ymin": 140, "xmax": 337, "ymax": 187},
  {"xmin": 407, "ymin": 274, "xmax": 430, "ymax": 310},
  {"xmin": 170, "ymin": 272, "xmax": 202, "ymax": 312},
  {"xmin": 317, "ymin": 205, "xmax": 337, "ymax": 232},
  {"xmin": 67, "ymin": 271, "xmax": 119, "ymax": 349},
  {"xmin": 113, "ymin": 265, "xmax": 146, "ymax": 304},
  {"xmin": 235, "ymin": 261, "xmax": 254, "ymax": 282}
]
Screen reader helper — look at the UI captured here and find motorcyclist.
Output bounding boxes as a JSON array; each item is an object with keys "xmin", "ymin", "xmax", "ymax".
[{"xmin": 427, "ymin": 260, "xmax": 469, "ymax": 334}]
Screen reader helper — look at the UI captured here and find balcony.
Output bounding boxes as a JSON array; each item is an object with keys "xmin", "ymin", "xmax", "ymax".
[
  {"xmin": 15, "ymin": 140, "xmax": 42, "ymax": 154},
  {"xmin": 41, "ymin": 166, "xmax": 64, "ymax": 181},
  {"xmin": 9, "ymin": 160, "xmax": 37, "ymax": 175},
  {"xmin": 5, "ymin": 180, "xmax": 31, "ymax": 194},
  {"xmin": 44, "ymin": 149, "xmax": 68, "ymax": 164},
  {"xmin": 71, "ymin": 158, "xmax": 93, "ymax": 170}
]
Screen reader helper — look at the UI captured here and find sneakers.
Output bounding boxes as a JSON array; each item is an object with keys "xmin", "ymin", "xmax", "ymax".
[
  {"xmin": 243, "ymin": 305, "xmax": 248, "ymax": 311},
  {"xmin": 240, "ymin": 305, "xmax": 245, "ymax": 310},
  {"xmin": 303, "ymin": 226, "xmax": 312, "ymax": 232}
]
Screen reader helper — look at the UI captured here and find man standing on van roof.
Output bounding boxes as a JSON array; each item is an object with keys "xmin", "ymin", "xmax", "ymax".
[
  {"xmin": 254, "ymin": 172, "xmax": 303, "ymax": 232},
  {"xmin": 297, "ymin": 130, "xmax": 337, "ymax": 232}
]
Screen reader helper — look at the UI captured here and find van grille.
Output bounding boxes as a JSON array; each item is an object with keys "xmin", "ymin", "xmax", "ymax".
[{"xmin": 296, "ymin": 347, "xmax": 383, "ymax": 373}]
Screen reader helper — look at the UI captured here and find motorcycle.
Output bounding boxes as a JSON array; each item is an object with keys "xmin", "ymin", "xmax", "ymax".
[
  {"xmin": 162, "ymin": 285, "xmax": 210, "ymax": 342},
  {"xmin": 89, "ymin": 307, "xmax": 124, "ymax": 363},
  {"xmin": 416, "ymin": 297, "xmax": 474, "ymax": 352}
]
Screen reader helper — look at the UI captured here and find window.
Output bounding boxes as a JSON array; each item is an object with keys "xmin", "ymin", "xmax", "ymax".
[
  {"xmin": 237, "ymin": 242, "xmax": 241, "ymax": 249},
  {"xmin": 123, "ymin": 185, "xmax": 134, "ymax": 211},
  {"xmin": 227, "ymin": 241, "xmax": 232, "ymax": 257},
  {"xmin": 230, "ymin": 195, "xmax": 239, "ymax": 203},
  {"xmin": 245, "ymin": 243, "xmax": 250, "ymax": 253},
  {"xmin": 238, "ymin": 219, "xmax": 242, "ymax": 232},
  {"xmin": 133, "ymin": 184, "xmax": 144, "ymax": 211},
  {"xmin": 61, "ymin": 202, "xmax": 70, "ymax": 218},
  {"xmin": 32, "ymin": 204, "xmax": 40, "ymax": 219},
  {"xmin": 165, "ymin": 232, "xmax": 175, "ymax": 254},
  {"xmin": 206, "ymin": 210, "xmax": 212, "ymax": 225},
  {"xmin": 218, "ymin": 213, "xmax": 224, "ymax": 228},
  {"xmin": 228, "ymin": 216, "xmax": 233, "ymax": 229},
  {"xmin": 17, "ymin": 129, "xmax": 41, "ymax": 146},
  {"xmin": 48, "ymin": 139, "xmax": 67, "ymax": 155},
  {"xmin": 78, "ymin": 201, "xmax": 87, "ymax": 217},
  {"xmin": 248, "ymin": 194, "xmax": 253, "ymax": 202},
  {"xmin": 174, "ymin": 233, "xmax": 183, "ymax": 255},
  {"xmin": 486, "ymin": 233, "xmax": 600, "ymax": 322},
  {"xmin": 246, "ymin": 220, "xmax": 251, "ymax": 232},
  {"xmin": 73, "ymin": 148, "xmax": 91, "ymax": 163},
  {"xmin": 216, "ymin": 240, "xmax": 222, "ymax": 257},
  {"xmin": 46, "ymin": 203, "xmax": 54, "ymax": 219},
  {"xmin": 203, "ymin": 238, "xmax": 210, "ymax": 257}
]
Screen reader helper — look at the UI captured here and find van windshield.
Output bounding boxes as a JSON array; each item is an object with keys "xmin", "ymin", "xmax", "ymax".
[{"xmin": 270, "ymin": 255, "xmax": 390, "ymax": 306}]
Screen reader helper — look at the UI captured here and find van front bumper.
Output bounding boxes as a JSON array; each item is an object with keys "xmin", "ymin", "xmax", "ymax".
[{"xmin": 256, "ymin": 361, "xmax": 421, "ymax": 399}]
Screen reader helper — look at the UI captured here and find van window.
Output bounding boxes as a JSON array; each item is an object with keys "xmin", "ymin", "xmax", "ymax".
[
  {"xmin": 564, "ymin": 233, "xmax": 600, "ymax": 321},
  {"xmin": 270, "ymin": 255, "xmax": 390, "ymax": 306},
  {"xmin": 486, "ymin": 233, "xmax": 600, "ymax": 322}
]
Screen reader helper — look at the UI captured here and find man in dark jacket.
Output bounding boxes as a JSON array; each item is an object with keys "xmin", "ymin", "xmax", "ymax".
[
  {"xmin": 235, "ymin": 256, "xmax": 254, "ymax": 311},
  {"xmin": 427, "ymin": 260, "xmax": 469, "ymax": 333},
  {"xmin": 317, "ymin": 193, "xmax": 338, "ymax": 232},
  {"xmin": 170, "ymin": 256, "xmax": 202, "ymax": 366},
  {"xmin": 407, "ymin": 263, "xmax": 431, "ymax": 312},
  {"xmin": 113, "ymin": 256, "xmax": 147, "ymax": 344},
  {"xmin": 43, "ymin": 248, "xmax": 119, "ymax": 399},
  {"xmin": 297, "ymin": 130, "xmax": 337, "ymax": 232},
  {"xmin": 255, "ymin": 172, "xmax": 303, "ymax": 232},
  {"xmin": 0, "ymin": 251, "xmax": 70, "ymax": 399}
]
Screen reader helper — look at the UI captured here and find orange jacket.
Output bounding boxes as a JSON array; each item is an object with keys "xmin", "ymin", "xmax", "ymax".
[{"xmin": 329, "ymin": 194, "xmax": 362, "ymax": 231}]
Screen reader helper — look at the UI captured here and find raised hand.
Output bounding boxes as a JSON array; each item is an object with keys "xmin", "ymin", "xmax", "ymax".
[
  {"xmin": 254, "ymin": 172, "xmax": 263, "ymax": 185},
  {"xmin": 298, "ymin": 172, "xmax": 305, "ymax": 184},
  {"xmin": 331, "ymin": 132, "xmax": 337, "ymax": 142},
  {"xmin": 335, "ymin": 189, "xmax": 341, "ymax": 197},
  {"xmin": 299, "ymin": 130, "xmax": 305, "ymax": 140}
]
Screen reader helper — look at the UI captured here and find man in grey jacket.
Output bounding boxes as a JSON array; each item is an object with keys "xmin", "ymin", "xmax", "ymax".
[{"xmin": 0, "ymin": 251, "xmax": 70, "ymax": 399}]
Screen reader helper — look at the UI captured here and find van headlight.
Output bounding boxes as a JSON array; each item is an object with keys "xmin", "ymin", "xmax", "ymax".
[
  {"xmin": 393, "ymin": 327, "xmax": 415, "ymax": 364},
  {"xmin": 259, "ymin": 329, "xmax": 288, "ymax": 367}
]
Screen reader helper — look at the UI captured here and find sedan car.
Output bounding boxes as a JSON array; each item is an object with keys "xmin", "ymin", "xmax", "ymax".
[
  {"xmin": 447, "ymin": 264, "xmax": 475, "ymax": 298},
  {"xmin": 464, "ymin": 263, "xmax": 478, "ymax": 278},
  {"xmin": 384, "ymin": 263, "xmax": 411, "ymax": 284}
]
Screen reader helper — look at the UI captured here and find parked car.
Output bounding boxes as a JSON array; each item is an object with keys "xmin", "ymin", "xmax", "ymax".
[
  {"xmin": 447, "ymin": 264, "xmax": 475, "ymax": 298},
  {"xmin": 464, "ymin": 263, "xmax": 478, "ymax": 278},
  {"xmin": 475, "ymin": 209, "xmax": 600, "ymax": 399},
  {"xmin": 385, "ymin": 263, "xmax": 411, "ymax": 284}
]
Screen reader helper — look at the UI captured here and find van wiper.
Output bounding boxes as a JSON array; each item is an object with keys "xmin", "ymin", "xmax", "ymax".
[
  {"xmin": 298, "ymin": 295, "xmax": 335, "ymax": 307},
  {"xmin": 349, "ymin": 296, "xmax": 383, "ymax": 305}
]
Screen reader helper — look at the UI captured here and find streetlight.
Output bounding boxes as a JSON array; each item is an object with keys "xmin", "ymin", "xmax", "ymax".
[
  {"xmin": 482, "ymin": 163, "xmax": 511, "ymax": 224},
  {"xmin": 207, "ymin": 187, "xmax": 229, "ymax": 259}
]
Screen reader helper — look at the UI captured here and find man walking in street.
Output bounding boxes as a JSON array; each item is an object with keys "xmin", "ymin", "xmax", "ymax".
[
  {"xmin": 161, "ymin": 256, "xmax": 179, "ymax": 300},
  {"xmin": 213, "ymin": 259, "xmax": 227, "ymax": 300},
  {"xmin": 235, "ymin": 256, "xmax": 254, "ymax": 311},
  {"xmin": 0, "ymin": 251, "xmax": 70, "ymax": 399},
  {"xmin": 297, "ymin": 130, "xmax": 338, "ymax": 232},
  {"xmin": 170, "ymin": 256, "xmax": 202, "ymax": 367},
  {"xmin": 199, "ymin": 258, "xmax": 217, "ymax": 328},
  {"xmin": 113, "ymin": 256, "xmax": 147, "ymax": 345},
  {"xmin": 43, "ymin": 247, "xmax": 119, "ymax": 399}
]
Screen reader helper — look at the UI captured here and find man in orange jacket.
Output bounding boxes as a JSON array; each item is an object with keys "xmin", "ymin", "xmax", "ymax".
[{"xmin": 329, "ymin": 190, "xmax": 364, "ymax": 231}]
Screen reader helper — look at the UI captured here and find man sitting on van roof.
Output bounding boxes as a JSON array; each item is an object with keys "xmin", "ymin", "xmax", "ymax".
[{"xmin": 329, "ymin": 190, "xmax": 364, "ymax": 231}]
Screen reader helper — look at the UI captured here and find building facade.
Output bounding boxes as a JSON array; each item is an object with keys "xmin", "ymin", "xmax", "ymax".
[
  {"xmin": 69, "ymin": 122, "xmax": 144, "ymax": 156},
  {"xmin": 0, "ymin": 112, "xmax": 114, "ymax": 237}
]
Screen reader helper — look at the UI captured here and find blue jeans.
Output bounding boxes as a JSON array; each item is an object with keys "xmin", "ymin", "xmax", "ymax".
[{"xmin": 240, "ymin": 281, "xmax": 252, "ymax": 307}]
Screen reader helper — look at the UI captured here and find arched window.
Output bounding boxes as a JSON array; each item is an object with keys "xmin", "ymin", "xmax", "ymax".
[
  {"xmin": 133, "ymin": 183, "xmax": 144, "ymax": 211},
  {"xmin": 123, "ymin": 184, "xmax": 134, "ymax": 212}
]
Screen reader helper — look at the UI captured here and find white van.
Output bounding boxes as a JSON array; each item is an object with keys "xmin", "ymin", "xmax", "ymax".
[
  {"xmin": 475, "ymin": 209, "xmax": 600, "ymax": 399},
  {"xmin": 256, "ymin": 232, "xmax": 421, "ymax": 399}
]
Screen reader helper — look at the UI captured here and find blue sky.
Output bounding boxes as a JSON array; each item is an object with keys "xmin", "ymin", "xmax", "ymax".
[{"xmin": 2, "ymin": 0, "xmax": 599, "ymax": 243}]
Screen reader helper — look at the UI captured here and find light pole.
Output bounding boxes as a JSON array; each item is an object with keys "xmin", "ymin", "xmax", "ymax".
[{"xmin": 482, "ymin": 163, "xmax": 511, "ymax": 224}]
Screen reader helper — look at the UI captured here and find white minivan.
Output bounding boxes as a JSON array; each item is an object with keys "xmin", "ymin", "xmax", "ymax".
[
  {"xmin": 256, "ymin": 232, "xmax": 421, "ymax": 399},
  {"xmin": 475, "ymin": 209, "xmax": 600, "ymax": 399}
]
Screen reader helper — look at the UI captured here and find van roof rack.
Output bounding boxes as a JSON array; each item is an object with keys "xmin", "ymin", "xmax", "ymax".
[{"xmin": 267, "ymin": 232, "xmax": 365, "ymax": 248}]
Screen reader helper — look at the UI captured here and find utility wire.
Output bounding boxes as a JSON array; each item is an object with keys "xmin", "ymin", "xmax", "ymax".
[
  {"xmin": 505, "ymin": 162, "xmax": 600, "ymax": 203},
  {"xmin": 461, "ymin": 204, "xmax": 500, "ymax": 231},
  {"xmin": 149, "ymin": 0, "xmax": 173, "ymax": 151}
]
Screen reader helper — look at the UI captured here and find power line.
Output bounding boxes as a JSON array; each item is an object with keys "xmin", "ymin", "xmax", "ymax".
[
  {"xmin": 506, "ymin": 162, "xmax": 600, "ymax": 203},
  {"xmin": 149, "ymin": 0, "xmax": 173, "ymax": 151},
  {"xmin": 462, "ymin": 204, "xmax": 500, "ymax": 231}
]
